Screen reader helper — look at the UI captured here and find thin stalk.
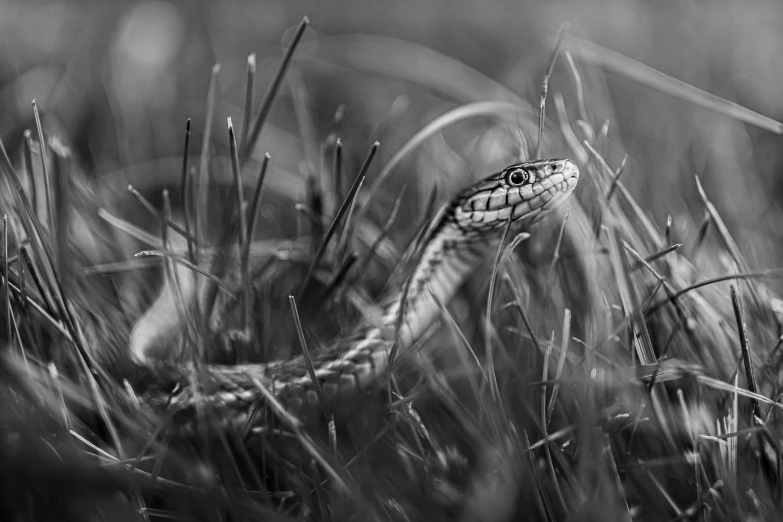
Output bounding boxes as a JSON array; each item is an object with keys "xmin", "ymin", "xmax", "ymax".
[
  {"xmin": 22, "ymin": 130, "xmax": 37, "ymax": 217},
  {"xmin": 241, "ymin": 52, "xmax": 256, "ymax": 147},
  {"xmin": 32, "ymin": 101, "xmax": 54, "ymax": 233},
  {"xmin": 535, "ymin": 22, "xmax": 570, "ymax": 159},
  {"xmin": 127, "ymin": 185, "xmax": 195, "ymax": 242},
  {"xmin": 550, "ymin": 208, "xmax": 570, "ymax": 272},
  {"xmin": 196, "ymin": 63, "xmax": 221, "ymax": 265},
  {"xmin": 297, "ymin": 142, "xmax": 378, "ymax": 300},
  {"xmin": 731, "ymin": 284, "xmax": 758, "ymax": 421},
  {"xmin": 229, "ymin": 118, "xmax": 249, "ymax": 332},
  {"xmin": 3, "ymin": 216, "xmax": 9, "ymax": 347},
  {"xmin": 288, "ymin": 295, "xmax": 330, "ymax": 419},
  {"xmin": 352, "ymin": 185, "xmax": 406, "ymax": 281},
  {"xmin": 179, "ymin": 119, "xmax": 194, "ymax": 263},
  {"xmin": 484, "ymin": 217, "xmax": 514, "ymax": 403},
  {"xmin": 240, "ymin": 17, "xmax": 310, "ymax": 163}
]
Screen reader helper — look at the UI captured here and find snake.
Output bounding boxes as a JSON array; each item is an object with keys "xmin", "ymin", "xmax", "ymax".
[{"xmin": 141, "ymin": 158, "xmax": 580, "ymax": 429}]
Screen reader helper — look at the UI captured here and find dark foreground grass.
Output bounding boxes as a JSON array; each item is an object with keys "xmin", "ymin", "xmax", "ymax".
[{"xmin": 3, "ymin": 20, "xmax": 783, "ymax": 522}]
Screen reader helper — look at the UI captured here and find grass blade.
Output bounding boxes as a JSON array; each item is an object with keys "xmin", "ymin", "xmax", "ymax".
[
  {"xmin": 566, "ymin": 33, "xmax": 783, "ymax": 133},
  {"xmin": 240, "ymin": 17, "xmax": 310, "ymax": 163},
  {"xmin": 297, "ymin": 142, "xmax": 377, "ymax": 300},
  {"xmin": 536, "ymin": 21, "xmax": 570, "ymax": 158}
]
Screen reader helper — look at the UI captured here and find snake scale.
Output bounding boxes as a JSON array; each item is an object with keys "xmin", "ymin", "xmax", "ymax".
[{"xmin": 140, "ymin": 158, "xmax": 580, "ymax": 429}]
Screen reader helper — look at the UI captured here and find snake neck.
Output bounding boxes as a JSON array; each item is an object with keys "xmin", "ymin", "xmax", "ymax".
[
  {"xmin": 151, "ymin": 218, "xmax": 498, "ymax": 421},
  {"xmin": 378, "ymin": 214, "xmax": 494, "ymax": 351}
]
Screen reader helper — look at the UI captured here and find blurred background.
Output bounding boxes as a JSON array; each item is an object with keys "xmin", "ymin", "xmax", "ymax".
[
  {"xmin": 1, "ymin": 0, "xmax": 782, "ymax": 276},
  {"xmin": 3, "ymin": 3, "xmax": 783, "ymax": 519}
]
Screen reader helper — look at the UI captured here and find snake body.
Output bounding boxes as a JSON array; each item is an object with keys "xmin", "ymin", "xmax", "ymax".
[{"xmin": 143, "ymin": 159, "xmax": 580, "ymax": 427}]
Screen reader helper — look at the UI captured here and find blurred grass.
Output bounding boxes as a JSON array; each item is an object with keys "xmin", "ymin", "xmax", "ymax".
[
  {"xmin": 2, "ymin": 0, "xmax": 782, "ymax": 280},
  {"xmin": 2, "ymin": 0, "xmax": 783, "ymax": 521}
]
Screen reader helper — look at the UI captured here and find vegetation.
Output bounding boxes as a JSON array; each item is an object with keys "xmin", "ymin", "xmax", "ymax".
[{"xmin": 2, "ymin": 4, "xmax": 783, "ymax": 521}]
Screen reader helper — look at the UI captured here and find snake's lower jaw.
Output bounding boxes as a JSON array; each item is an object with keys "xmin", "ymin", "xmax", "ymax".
[
  {"xmin": 553, "ymin": 172, "xmax": 579, "ymax": 206},
  {"xmin": 545, "ymin": 159, "xmax": 580, "ymax": 210}
]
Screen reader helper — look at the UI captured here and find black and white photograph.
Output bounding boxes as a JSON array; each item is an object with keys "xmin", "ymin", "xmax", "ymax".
[{"xmin": 1, "ymin": 1, "xmax": 782, "ymax": 520}]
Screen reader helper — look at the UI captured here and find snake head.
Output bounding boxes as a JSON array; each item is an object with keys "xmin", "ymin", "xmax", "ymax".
[{"xmin": 454, "ymin": 158, "xmax": 579, "ymax": 231}]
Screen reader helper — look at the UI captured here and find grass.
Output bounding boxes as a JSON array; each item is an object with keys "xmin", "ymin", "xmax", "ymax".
[{"xmin": 3, "ymin": 15, "xmax": 783, "ymax": 522}]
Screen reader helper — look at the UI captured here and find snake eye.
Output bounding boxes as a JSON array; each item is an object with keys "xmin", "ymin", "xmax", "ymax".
[{"xmin": 505, "ymin": 168, "xmax": 528, "ymax": 186}]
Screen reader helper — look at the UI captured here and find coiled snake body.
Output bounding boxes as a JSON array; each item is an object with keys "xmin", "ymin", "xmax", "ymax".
[{"xmin": 142, "ymin": 159, "xmax": 580, "ymax": 428}]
